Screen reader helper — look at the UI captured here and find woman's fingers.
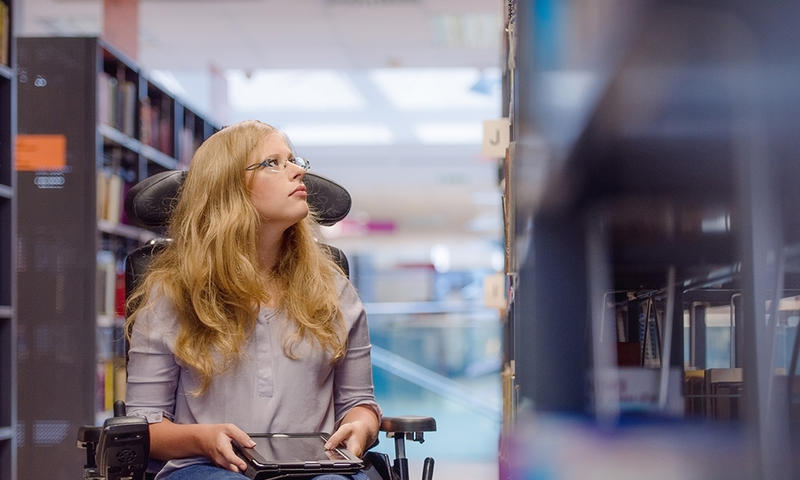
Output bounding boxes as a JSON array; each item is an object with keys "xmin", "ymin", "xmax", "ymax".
[
  {"xmin": 204, "ymin": 424, "xmax": 250, "ymax": 472},
  {"xmin": 326, "ymin": 423, "xmax": 368, "ymax": 457},
  {"xmin": 224, "ymin": 424, "xmax": 254, "ymax": 471},
  {"xmin": 225, "ymin": 424, "xmax": 256, "ymax": 449},
  {"xmin": 222, "ymin": 445, "xmax": 248, "ymax": 472},
  {"xmin": 324, "ymin": 424, "xmax": 350, "ymax": 450}
]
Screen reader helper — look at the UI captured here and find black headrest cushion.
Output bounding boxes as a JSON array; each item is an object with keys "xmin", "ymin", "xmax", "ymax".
[{"xmin": 124, "ymin": 170, "xmax": 351, "ymax": 228}]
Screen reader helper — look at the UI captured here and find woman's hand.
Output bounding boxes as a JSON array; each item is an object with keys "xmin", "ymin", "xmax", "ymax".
[
  {"xmin": 324, "ymin": 420, "xmax": 373, "ymax": 457},
  {"xmin": 149, "ymin": 419, "xmax": 255, "ymax": 473},
  {"xmin": 196, "ymin": 423, "xmax": 255, "ymax": 472},
  {"xmin": 324, "ymin": 405, "xmax": 380, "ymax": 458}
]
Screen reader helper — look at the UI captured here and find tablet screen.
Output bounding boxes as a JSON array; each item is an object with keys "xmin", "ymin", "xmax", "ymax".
[{"xmin": 250, "ymin": 434, "xmax": 351, "ymax": 463}]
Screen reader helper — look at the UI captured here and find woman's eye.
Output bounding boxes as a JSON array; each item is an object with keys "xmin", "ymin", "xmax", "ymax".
[{"xmin": 265, "ymin": 158, "xmax": 280, "ymax": 168}]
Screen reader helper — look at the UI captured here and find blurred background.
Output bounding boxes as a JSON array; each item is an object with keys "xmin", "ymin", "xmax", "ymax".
[
  {"xmin": 12, "ymin": 1, "xmax": 800, "ymax": 480},
  {"xmin": 16, "ymin": 1, "xmax": 505, "ymax": 479}
]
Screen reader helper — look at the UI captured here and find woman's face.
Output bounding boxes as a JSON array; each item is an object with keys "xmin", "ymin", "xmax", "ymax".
[{"xmin": 247, "ymin": 133, "xmax": 309, "ymax": 229}]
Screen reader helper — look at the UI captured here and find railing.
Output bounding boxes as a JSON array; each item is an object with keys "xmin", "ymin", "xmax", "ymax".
[{"xmin": 371, "ymin": 345, "xmax": 501, "ymax": 421}]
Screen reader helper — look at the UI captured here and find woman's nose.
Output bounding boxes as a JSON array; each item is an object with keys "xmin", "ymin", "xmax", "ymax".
[{"xmin": 289, "ymin": 163, "xmax": 305, "ymax": 179}]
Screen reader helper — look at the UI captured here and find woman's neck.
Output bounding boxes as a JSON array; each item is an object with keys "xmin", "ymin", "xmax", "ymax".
[{"xmin": 257, "ymin": 225, "xmax": 285, "ymax": 274}]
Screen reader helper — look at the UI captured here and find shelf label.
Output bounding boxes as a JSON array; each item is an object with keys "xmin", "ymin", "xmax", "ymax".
[
  {"xmin": 16, "ymin": 134, "xmax": 67, "ymax": 171},
  {"xmin": 484, "ymin": 272, "xmax": 507, "ymax": 309},
  {"xmin": 482, "ymin": 118, "xmax": 510, "ymax": 158}
]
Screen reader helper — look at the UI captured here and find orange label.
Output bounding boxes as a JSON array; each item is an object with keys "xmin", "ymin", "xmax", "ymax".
[{"xmin": 16, "ymin": 134, "xmax": 67, "ymax": 171}]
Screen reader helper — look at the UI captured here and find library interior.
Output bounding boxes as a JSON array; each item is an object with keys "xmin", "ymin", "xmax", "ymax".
[{"xmin": 2, "ymin": 1, "xmax": 800, "ymax": 479}]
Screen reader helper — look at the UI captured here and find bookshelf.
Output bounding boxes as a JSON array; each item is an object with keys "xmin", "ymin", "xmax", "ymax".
[
  {"xmin": 0, "ymin": 2, "xmax": 14, "ymax": 479},
  {"xmin": 502, "ymin": 1, "xmax": 800, "ymax": 479},
  {"xmin": 17, "ymin": 36, "xmax": 218, "ymax": 479}
]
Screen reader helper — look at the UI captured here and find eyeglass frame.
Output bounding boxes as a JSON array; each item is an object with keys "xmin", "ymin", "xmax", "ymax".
[{"xmin": 245, "ymin": 156, "xmax": 311, "ymax": 173}]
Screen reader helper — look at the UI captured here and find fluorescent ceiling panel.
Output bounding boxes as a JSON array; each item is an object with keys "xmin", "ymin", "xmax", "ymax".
[
  {"xmin": 370, "ymin": 67, "xmax": 500, "ymax": 110},
  {"xmin": 414, "ymin": 122, "xmax": 482, "ymax": 144},
  {"xmin": 227, "ymin": 70, "xmax": 366, "ymax": 111},
  {"xmin": 282, "ymin": 124, "xmax": 394, "ymax": 146}
]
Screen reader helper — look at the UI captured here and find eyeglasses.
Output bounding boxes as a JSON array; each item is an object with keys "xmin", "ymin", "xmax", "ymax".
[{"xmin": 245, "ymin": 156, "xmax": 311, "ymax": 173}]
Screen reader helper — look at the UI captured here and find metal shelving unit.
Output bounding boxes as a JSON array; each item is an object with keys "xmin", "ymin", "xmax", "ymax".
[
  {"xmin": 16, "ymin": 36, "xmax": 218, "ymax": 480},
  {"xmin": 502, "ymin": 1, "xmax": 800, "ymax": 478}
]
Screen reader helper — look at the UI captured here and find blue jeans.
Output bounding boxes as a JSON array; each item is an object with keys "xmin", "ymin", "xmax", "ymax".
[{"xmin": 167, "ymin": 463, "xmax": 370, "ymax": 480}]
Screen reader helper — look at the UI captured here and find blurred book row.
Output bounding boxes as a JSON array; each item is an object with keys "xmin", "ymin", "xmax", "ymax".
[{"xmin": 97, "ymin": 72, "xmax": 174, "ymax": 156}]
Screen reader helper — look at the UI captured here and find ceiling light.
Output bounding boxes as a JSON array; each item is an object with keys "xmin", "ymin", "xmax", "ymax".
[
  {"xmin": 370, "ymin": 68, "xmax": 500, "ymax": 110},
  {"xmin": 282, "ymin": 124, "xmax": 393, "ymax": 146},
  {"xmin": 227, "ymin": 70, "xmax": 366, "ymax": 111},
  {"xmin": 414, "ymin": 123, "xmax": 482, "ymax": 144}
]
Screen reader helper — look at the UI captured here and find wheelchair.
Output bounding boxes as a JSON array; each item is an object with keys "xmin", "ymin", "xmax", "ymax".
[{"xmin": 78, "ymin": 170, "xmax": 436, "ymax": 480}]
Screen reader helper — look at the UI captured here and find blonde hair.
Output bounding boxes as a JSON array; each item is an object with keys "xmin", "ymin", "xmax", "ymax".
[{"xmin": 126, "ymin": 120, "xmax": 346, "ymax": 395}]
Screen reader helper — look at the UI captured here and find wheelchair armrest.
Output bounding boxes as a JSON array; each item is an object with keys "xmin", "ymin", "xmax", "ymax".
[
  {"xmin": 381, "ymin": 416, "xmax": 436, "ymax": 435},
  {"xmin": 77, "ymin": 425, "xmax": 102, "ymax": 469},
  {"xmin": 380, "ymin": 416, "xmax": 436, "ymax": 445},
  {"xmin": 380, "ymin": 416, "xmax": 436, "ymax": 433},
  {"xmin": 380, "ymin": 417, "xmax": 436, "ymax": 480},
  {"xmin": 78, "ymin": 425, "xmax": 102, "ymax": 446}
]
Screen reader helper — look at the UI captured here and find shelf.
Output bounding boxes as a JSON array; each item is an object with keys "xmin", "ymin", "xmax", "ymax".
[
  {"xmin": 139, "ymin": 143, "xmax": 178, "ymax": 170},
  {"xmin": 98, "ymin": 123, "xmax": 178, "ymax": 170},
  {"xmin": 98, "ymin": 123, "xmax": 140, "ymax": 152},
  {"xmin": 505, "ymin": 3, "xmax": 800, "ymax": 478},
  {"xmin": 0, "ymin": 184, "xmax": 11, "ymax": 199},
  {"xmin": 0, "ymin": 306, "xmax": 11, "ymax": 318},
  {"xmin": 98, "ymin": 219, "xmax": 157, "ymax": 242},
  {"xmin": 0, "ymin": 426, "xmax": 12, "ymax": 441}
]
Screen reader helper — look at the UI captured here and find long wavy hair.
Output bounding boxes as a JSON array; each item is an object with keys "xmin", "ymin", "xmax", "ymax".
[{"xmin": 126, "ymin": 120, "xmax": 346, "ymax": 395}]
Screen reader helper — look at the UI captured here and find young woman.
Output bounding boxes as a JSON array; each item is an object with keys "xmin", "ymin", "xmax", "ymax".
[{"xmin": 124, "ymin": 120, "xmax": 381, "ymax": 480}]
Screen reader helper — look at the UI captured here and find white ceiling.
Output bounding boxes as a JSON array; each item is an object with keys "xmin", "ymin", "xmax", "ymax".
[
  {"xmin": 19, "ymin": 0, "xmax": 505, "ymax": 263},
  {"xmin": 23, "ymin": 0, "xmax": 501, "ymax": 69}
]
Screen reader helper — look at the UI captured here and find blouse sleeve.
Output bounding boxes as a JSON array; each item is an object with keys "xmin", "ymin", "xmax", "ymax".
[
  {"xmin": 125, "ymin": 293, "xmax": 181, "ymax": 424},
  {"xmin": 333, "ymin": 278, "xmax": 383, "ymax": 425}
]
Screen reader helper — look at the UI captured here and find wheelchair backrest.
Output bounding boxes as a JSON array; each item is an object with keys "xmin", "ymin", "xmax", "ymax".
[{"xmin": 123, "ymin": 170, "xmax": 353, "ymax": 309}]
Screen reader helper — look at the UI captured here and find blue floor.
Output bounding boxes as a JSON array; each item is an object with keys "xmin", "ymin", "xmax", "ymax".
[{"xmin": 371, "ymin": 370, "xmax": 501, "ymax": 462}]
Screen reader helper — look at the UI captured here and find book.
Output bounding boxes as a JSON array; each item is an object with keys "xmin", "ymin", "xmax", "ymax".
[
  {"xmin": 106, "ymin": 173, "xmax": 122, "ymax": 224},
  {"xmin": 119, "ymin": 81, "xmax": 137, "ymax": 137},
  {"xmin": 96, "ymin": 170, "xmax": 110, "ymax": 220},
  {"xmin": 97, "ymin": 73, "xmax": 115, "ymax": 127},
  {"xmin": 96, "ymin": 250, "xmax": 116, "ymax": 316}
]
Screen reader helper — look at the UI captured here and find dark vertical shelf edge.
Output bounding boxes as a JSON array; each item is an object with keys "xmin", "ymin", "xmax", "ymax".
[{"xmin": 0, "ymin": 0, "xmax": 15, "ymax": 479}]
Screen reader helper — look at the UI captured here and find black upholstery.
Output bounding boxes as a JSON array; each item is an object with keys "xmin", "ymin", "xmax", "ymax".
[
  {"xmin": 124, "ymin": 170, "xmax": 352, "ymax": 228},
  {"xmin": 123, "ymin": 170, "xmax": 352, "ymax": 303}
]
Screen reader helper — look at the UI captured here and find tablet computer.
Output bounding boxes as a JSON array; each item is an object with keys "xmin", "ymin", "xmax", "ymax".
[{"xmin": 233, "ymin": 433, "xmax": 364, "ymax": 480}]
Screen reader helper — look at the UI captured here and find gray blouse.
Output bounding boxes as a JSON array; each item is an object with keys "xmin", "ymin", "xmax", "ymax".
[{"xmin": 125, "ymin": 275, "xmax": 382, "ymax": 479}]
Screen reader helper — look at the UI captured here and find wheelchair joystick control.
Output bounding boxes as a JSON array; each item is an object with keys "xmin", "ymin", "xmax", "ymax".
[
  {"xmin": 79, "ymin": 401, "xmax": 151, "ymax": 480},
  {"xmin": 113, "ymin": 400, "xmax": 126, "ymax": 417}
]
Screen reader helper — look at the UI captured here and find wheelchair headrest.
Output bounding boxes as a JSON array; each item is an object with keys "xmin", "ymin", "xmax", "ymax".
[{"xmin": 124, "ymin": 170, "xmax": 352, "ymax": 228}]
